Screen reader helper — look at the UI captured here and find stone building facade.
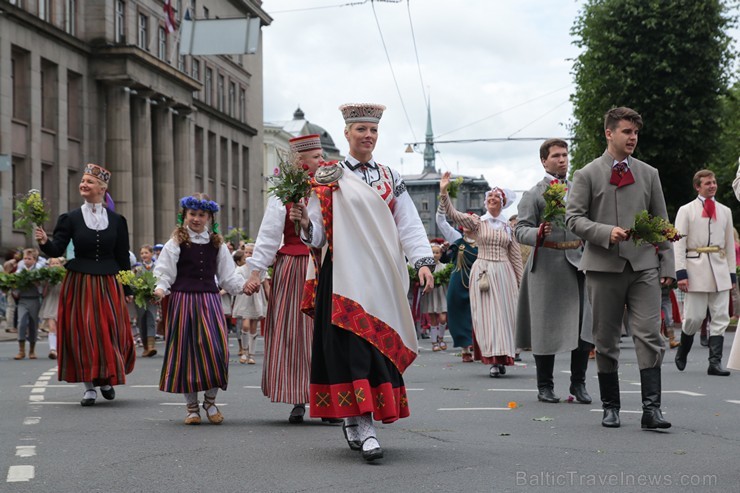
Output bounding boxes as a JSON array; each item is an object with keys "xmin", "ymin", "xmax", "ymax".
[{"xmin": 0, "ymin": 0, "xmax": 271, "ymax": 251}]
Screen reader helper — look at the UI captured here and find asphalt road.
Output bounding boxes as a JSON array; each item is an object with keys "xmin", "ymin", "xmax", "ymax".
[{"xmin": 1, "ymin": 331, "xmax": 739, "ymax": 493}]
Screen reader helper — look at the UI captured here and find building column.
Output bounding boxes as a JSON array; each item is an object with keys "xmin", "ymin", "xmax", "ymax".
[
  {"xmin": 152, "ymin": 106, "xmax": 175, "ymax": 242},
  {"xmin": 105, "ymin": 85, "xmax": 134, "ymax": 241},
  {"xmin": 131, "ymin": 97, "xmax": 154, "ymax": 247},
  {"xmin": 0, "ymin": 35, "xmax": 13, "ymax": 246},
  {"xmin": 173, "ymin": 112, "xmax": 193, "ymax": 202}
]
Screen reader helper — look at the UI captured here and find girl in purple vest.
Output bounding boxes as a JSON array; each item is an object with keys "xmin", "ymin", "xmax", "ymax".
[{"xmin": 153, "ymin": 193, "xmax": 245, "ymax": 425}]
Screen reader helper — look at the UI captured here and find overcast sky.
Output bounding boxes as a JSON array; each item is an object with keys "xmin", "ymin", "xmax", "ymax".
[{"xmin": 261, "ymin": 0, "xmax": 739, "ymax": 202}]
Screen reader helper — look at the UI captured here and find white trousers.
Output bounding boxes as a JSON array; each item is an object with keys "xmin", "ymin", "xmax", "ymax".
[{"xmin": 682, "ymin": 290, "xmax": 730, "ymax": 337}]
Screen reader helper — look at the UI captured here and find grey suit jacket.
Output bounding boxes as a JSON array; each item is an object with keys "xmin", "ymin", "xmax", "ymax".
[{"xmin": 565, "ymin": 151, "xmax": 675, "ymax": 277}]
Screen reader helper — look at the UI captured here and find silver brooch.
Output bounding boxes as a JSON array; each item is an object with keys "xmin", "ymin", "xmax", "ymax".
[{"xmin": 314, "ymin": 164, "xmax": 343, "ymax": 185}]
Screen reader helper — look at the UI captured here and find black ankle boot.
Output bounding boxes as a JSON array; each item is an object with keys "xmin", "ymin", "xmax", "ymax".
[
  {"xmin": 597, "ymin": 372, "xmax": 620, "ymax": 428},
  {"xmin": 569, "ymin": 347, "xmax": 592, "ymax": 404},
  {"xmin": 640, "ymin": 368, "xmax": 671, "ymax": 429},
  {"xmin": 534, "ymin": 354, "xmax": 560, "ymax": 403},
  {"xmin": 674, "ymin": 332, "xmax": 694, "ymax": 371},
  {"xmin": 707, "ymin": 336, "xmax": 731, "ymax": 376}
]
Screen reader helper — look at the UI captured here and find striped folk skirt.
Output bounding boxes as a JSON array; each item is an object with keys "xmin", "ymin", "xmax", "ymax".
[
  {"xmin": 469, "ymin": 259, "xmax": 518, "ymax": 366},
  {"xmin": 261, "ymin": 253, "xmax": 314, "ymax": 404},
  {"xmin": 56, "ymin": 271, "xmax": 135, "ymax": 385},
  {"xmin": 159, "ymin": 291, "xmax": 229, "ymax": 394}
]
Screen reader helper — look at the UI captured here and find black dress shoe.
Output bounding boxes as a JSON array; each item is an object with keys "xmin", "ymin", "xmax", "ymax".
[
  {"xmin": 288, "ymin": 405, "xmax": 305, "ymax": 424},
  {"xmin": 537, "ymin": 388, "xmax": 560, "ymax": 403},
  {"xmin": 80, "ymin": 390, "xmax": 97, "ymax": 407},
  {"xmin": 361, "ymin": 437, "xmax": 383, "ymax": 462},
  {"xmin": 641, "ymin": 409, "xmax": 671, "ymax": 429},
  {"xmin": 498, "ymin": 364, "xmax": 507, "ymax": 375},
  {"xmin": 489, "ymin": 365, "xmax": 500, "ymax": 378},
  {"xmin": 342, "ymin": 422, "xmax": 362, "ymax": 451},
  {"xmin": 569, "ymin": 383, "xmax": 592, "ymax": 404},
  {"xmin": 100, "ymin": 386, "xmax": 115, "ymax": 401},
  {"xmin": 602, "ymin": 408, "xmax": 620, "ymax": 428}
]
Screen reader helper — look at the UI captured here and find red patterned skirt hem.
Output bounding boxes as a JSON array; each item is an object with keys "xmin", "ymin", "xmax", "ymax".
[{"xmin": 309, "ymin": 379, "xmax": 410, "ymax": 424}]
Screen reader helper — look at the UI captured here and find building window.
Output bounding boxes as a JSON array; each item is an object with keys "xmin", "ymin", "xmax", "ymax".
[
  {"xmin": 9, "ymin": 0, "xmax": 24, "ymax": 7},
  {"xmin": 41, "ymin": 60, "xmax": 58, "ymax": 130},
  {"xmin": 176, "ymin": 0, "xmax": 182, "ymax": 19},
  {"xmin": 228, "ymin": 82, "xmax": 235, "ymax": 117},
  {"xmin": 178, "ymin": 52, "xmax": 185, "ymax": 72},
  {"xmin": 67, "ymin": 71, "xmax": 82, "ymax": 140},
  {"xmin": 115, "ymin": 1, "xmax": 126, "ymax": 43},
  {"xmin": 11, "ymin": 48, "xmax": 30, "ymax": 122},
  {"xmin": 421, "ymin": 199, "xmax": 429, "ymax": 211},
  {"xmin": 239, "ymin": 88, "xmax": 246, "ymax": 122},
  {"xmin": 138, "ymin": 14, "xmax": 149, "ymax": 50},
  {"xmin": 158, "ymin": 26, "xmax": 167, "ymax": 60},
  {"xmin": 65, "ymin": 0, "xmax": 76, "ymax": 35},
  {"xmin": 192, "ymin": 59, "xmax": 200, "ymax": 80},
  {"xmin": 204, "ymin": 67, "xmax": 212, "ymax": 105},
  {"xmin": 217, "ymin": 74, "xmax": 224, "ymax": 112},
  {"xmin": 203, "ymin": 6, "xmax": 209, "ymax": 18},
  {"xmin": 39, "ymin": 0, "xmax": 51, "ymax": 21}
]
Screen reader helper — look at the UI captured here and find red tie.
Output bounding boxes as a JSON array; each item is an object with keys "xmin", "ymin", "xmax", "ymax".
[
  {"xmin": 702, "ymin": 197, "xmax": 716, "ymax": 221},
  {"xmin": 613, "ymin": 162, "xmax": 627, "ymax": 177}
]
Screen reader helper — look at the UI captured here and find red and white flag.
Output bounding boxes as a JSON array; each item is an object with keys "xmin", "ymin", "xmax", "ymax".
[{"xmin": 163, "ymin": 0, "xmax": 177, "ymax": 33}]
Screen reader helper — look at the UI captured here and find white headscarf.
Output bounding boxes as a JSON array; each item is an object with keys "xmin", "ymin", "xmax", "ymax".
[{"xmin": 480, "ymin": 187, "xmax": 516, "ymax": 235}]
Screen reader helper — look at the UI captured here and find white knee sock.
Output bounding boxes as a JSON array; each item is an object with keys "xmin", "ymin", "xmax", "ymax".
[
  {"xmin": 48, "ymin": 332, "xmax": 57, "ymax": 351},
  {"xmin": 204, "ymin": 388, "xmax": 219, "ymax": 416},
  {"xmin": 248, "ymin": 332, "xmax": 258, "ymax": 355},
  {"xmin": 83, "ymin": 382, "xmax": 96, "ymax": 400},
  {"xmin": 343, "ymin": 416, "xmax": 361, "ymax": 442},
  {"xmin": 438, "ymin": 323, "xmax": 447, "ymax": 339},
  {"xmin": 356, "ymin": 414, "xmax": 379, "ymax": 451},
  {"xmin": 240, "ymin": 331, "xmax": 250, "ymax": 354},
  {"xmin": 430, "ymin": 326, "xmax": 438, "ymax": 342}
]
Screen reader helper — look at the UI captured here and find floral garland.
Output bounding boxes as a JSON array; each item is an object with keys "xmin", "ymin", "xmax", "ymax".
[{"xmin": 179, "ymin": 196, "xmax": 220, "ymax": 213}]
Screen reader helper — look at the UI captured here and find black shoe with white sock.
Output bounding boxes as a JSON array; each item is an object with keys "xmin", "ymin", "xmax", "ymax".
[{"xmin": 355, "ymin": 415, "xmax": 383, "ymax": 462}]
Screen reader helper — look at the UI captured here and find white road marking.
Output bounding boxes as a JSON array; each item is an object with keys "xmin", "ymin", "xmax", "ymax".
[
  {"xmin": 589, "ymin": 409, "xmax": 647, "ymax": 414},
  {"xmin": 130, "ymin": 385, "xmax": 159, "ymax": 388},
  {"xmin": 37, "ymin": 376, "xmax": 51, "ymax": 381},
  {"xmin": 6, "ymin": 465, "xmax": 34, "ymax": 482},
  {"xmin": 406, "ymin": 388, "xmax": 424, "ymax": 391},
  {"xmin": 438, "ymin": 407, "xmax": 512, "ymax": 411},
  {"xmin": 159, "ymin": 403, "xmax": 228, "ymax": 406},
  {"xmin": 21, "ymin": 384, "xmax": 75, "ymax": 388},
  {"xmin": 30, "ymin": 388, "xmax": 46, "ymax": 394},
  {"xmin": 726, "ymin": 400, "xmax": 740, "ymax": 405},
  {"xmin": 23, "ymin": 417, "xmax": 41, "ymax": 426},
  {"xmin": 26, "ymin": 401, "xmax": 78, "ymax": 405},
  {"xmin": 28, "ymin": 395, "xmax": 44, "ymax": 402},
  {"xmin": 618, "ymin": 390, "xmax": 704, "ymax": 396},
  {"xmin": 15, "ymin": 446, "xmax": 36, "ymax": 458},
  {"xmin": 243, "ymin": 386, "xmax": 261, "ymax": 389},
  {"xmin": 487, "ymin": 389, "xmax": 537, "ymax": 392}
]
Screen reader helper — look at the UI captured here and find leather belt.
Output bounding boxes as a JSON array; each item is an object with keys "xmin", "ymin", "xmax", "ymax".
[{"xmin": 542, "ymin": 240, "xmax": 582, "ymax": 250}]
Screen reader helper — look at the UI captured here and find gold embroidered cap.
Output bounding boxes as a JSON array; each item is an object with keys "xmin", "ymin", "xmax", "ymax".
[
  {"xmin": 289, "ymin": 134, "xmax": 322, "ymax": 153},
  {"xmin": 83, "ymin": 163, "xmax": 111, "ymax": 184},
  {"xmin": 339, "ymin": 103, "xmax": 386, "ymax": 124}
]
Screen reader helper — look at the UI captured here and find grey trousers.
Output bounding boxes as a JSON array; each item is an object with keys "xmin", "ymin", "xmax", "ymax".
[
  {"xmin": 17, "ymin": 296, "xmax": 41, "ymax": 344},
  {"xmin": 136, "ymin": 303, "xmax": 158, "ymax": 340},
  {"xmin": 586, "ymin": 265, "xmax": 664, "ymax": 373}
]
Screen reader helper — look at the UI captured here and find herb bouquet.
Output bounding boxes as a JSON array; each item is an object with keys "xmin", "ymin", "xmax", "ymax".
[
  {"xmin": 267, "ymin": 151, "xmax": 312, "ymax": 235},
  {"xmin": 13, "ymin": 189, "xmax": 50, "ymax": 234},
  {"xmin": 117, "ymin": 270, "xmax": 158, "ymax": 308},
  {"xmin": 626, "ymin": 210, "xmax": 683, "ymax": 247},
  {"xmin": 447, "ymin": 177, "xmax": 464, "ymax": 199},
  {"xmin": 541, "ymin": 180, "xmax": 567, "ymax": 227}
]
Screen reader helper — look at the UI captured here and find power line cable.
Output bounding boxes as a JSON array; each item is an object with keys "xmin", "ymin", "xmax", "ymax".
[
  {"xmin": 406, "ymin": 0, "xmax": 427, "ymax": 106},
  {"xmin": 507, "ymin": 99, "xmax": 570, "ymax": 138},
  {"xmin": 371, "ymin": 0, "xmax": 417, "ymax": 141},
  {"xmin": 436, "ymin": 84, "xmax": 571, "ymax": 138},
  {"xmin": 270, "ymin": 0, "xmax": 368, "ymax": 14}
]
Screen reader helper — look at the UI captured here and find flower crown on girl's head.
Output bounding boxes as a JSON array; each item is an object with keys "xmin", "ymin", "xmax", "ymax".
[{"xmin": 179, "ymin": 196, "xmax": 220, "ymax": 213}]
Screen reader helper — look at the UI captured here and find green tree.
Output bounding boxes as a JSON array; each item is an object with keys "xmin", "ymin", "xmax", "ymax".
[
  {"xmin": 569, "ymin": 0, "xmax": 736, "ymax": 216},
  {"xmin": 708, "ymin": 79, "xmax": 740, "ymax": 209}
]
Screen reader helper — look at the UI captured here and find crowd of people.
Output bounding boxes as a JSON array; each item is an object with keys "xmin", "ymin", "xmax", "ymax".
[{"xmin": 2, "ymin": 104, "xmax": 740, "ymax": 464}]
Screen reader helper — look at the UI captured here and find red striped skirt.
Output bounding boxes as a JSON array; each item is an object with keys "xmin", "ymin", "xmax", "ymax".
[
  {"xmin": 261, "ymin": 254, "xmax": 314, "ymax": 403},
  {"xmin": 56, "ymin": 271, "xmax": 135, "ymax": 385}
]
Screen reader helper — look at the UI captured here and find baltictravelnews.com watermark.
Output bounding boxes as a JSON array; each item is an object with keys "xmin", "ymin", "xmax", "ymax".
[{"xmin": 516, "ymin": 471, "xmax": 718, "ymax": 488}]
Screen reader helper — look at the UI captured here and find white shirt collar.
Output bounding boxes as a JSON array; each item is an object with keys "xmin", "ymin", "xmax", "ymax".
[
  {"xmin": 187, "ymin": 226, "xmax": 211, "ymax": 241},
  {"xmin": 84, "ymin": 200, "xmax": 104, "ymax": 212},
  {"xmin": 345, "ymin": 154, "xmax": 377, "ymax": 169}
]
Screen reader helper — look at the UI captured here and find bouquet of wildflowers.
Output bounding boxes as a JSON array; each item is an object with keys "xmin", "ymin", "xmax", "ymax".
[
  {"xmin": 267, "ymin": 150, "xmax": 312, "ymax": 235},
  {"xmin": 117, "ymin": 270, "xmax": 158, "ymax": 308},
  {"xmin": 13, "ymin": 189, "xmax": 50, "ymax": 234},
  {"xmin": 626, "ymin": 210, "xmax": 683, "ymax": 247},
  {"xmin": 447, "ymin": 177, "xmax": 464, "ymax": 199},
  {"xmin": 541, "ymin": 180, "xmax": 567, "ymax": 227}
]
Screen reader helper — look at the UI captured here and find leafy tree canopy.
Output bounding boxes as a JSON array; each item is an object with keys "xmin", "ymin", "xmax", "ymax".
[{"xmin": 569, "ymin": 0, "xmax": 737, "ymax": 217}]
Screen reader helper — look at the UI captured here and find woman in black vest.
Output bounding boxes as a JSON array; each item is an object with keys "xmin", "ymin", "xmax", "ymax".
[{"xmin": 36, "ymin": 163, "xmax": 135, "ymax": 406}]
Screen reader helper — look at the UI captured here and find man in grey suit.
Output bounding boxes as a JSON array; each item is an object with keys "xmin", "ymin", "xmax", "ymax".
[
  {"xmin": 515, "ymin": 139, "xmax": 594, "ymax": 405},
  {"xmin": 566, "ymin": 107, "xmax": 675, "ymax": 430}
]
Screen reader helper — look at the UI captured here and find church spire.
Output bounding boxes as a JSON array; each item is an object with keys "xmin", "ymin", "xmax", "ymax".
[{"xmin": 423, "ymin": 99, "xmax": 436, "ymax": 174}]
